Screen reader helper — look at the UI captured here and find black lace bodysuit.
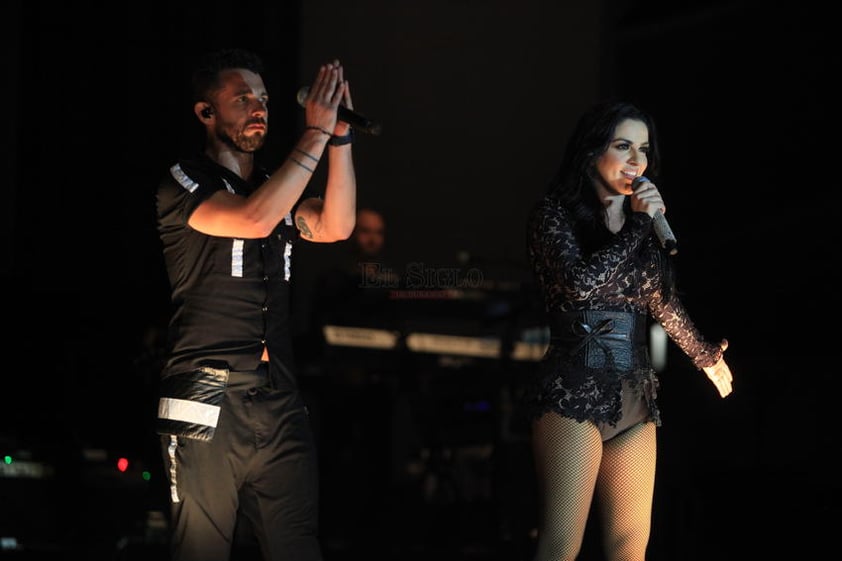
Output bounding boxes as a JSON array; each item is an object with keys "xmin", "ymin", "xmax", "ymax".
[{"xmin": 523, "ymin": 197, "xmax": 723, "ymax": 438}]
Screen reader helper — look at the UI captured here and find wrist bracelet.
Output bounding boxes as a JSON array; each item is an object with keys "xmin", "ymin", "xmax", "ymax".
[
  {"xmin": 305, "ymin": 125, "xmax": 332, "ymax": 137},
  {"xmin": 328, "ymin": 129, "xmax": 354, "ymax": 146}
]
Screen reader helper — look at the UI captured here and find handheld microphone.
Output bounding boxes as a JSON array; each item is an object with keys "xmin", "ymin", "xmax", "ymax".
[
  {"xmin": 296, "ymin": 86, "xmax": 383, "ymax": 136},
  {"xmin": 633, "ymin": 176, "xmax": 678, "ymax": 255}
]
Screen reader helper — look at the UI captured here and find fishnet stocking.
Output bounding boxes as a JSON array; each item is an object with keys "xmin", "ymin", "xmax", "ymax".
[
  {"xmin": 531, "ymin": 413, "xmax": 656, "ymax": 561},
  {"xmin": 596, "ymin": 421, "xmax": 656, "ymax": 560}
]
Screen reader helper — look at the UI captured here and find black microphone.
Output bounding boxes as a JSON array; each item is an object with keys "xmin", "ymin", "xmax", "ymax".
[
  {"xmin": 296, "ymin": 86, "xmax": 383, "ymax": 136},
  {"xmin": 632, "ymin": 176, "xmax": 678, "ymax": 255}
]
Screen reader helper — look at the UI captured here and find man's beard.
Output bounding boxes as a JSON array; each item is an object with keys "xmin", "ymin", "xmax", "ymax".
[{"xmin": 218, "ymin": 126, "xmax": 266, "ymax": 153}]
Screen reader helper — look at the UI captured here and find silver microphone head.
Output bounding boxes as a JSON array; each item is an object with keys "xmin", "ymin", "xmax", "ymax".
[{"xmin": 632, "ymin": 175, "xmax": 648, "ymax": 189}]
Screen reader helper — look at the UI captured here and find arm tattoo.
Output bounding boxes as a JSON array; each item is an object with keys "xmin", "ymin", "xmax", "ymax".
[
  {"xmin": 296, "ymin": 216, "xmax": 314, "ymax": 239},
  {"xmin": 288, "ymin": 157, "xmax": 314, "ymax": 173}
]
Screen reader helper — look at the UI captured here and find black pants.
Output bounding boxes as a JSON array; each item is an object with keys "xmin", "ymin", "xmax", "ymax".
[{"xmin": 161, "ymin": 365, "xmax": 321, "ymax": 561}]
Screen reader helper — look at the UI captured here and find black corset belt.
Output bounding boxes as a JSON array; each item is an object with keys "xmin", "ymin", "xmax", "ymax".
[{"xmin": 549, "ymin": 310, "xmax": 649, "ymax": 370}]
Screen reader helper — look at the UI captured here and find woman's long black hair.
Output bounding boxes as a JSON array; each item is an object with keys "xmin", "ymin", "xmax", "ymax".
[
  {"xmin": 545, "ymin": 100, "xmax": 676, "ymax": 298},
  {"xmin": 548, "ymin": 101, "xmax": 660, "ymax": 222}
]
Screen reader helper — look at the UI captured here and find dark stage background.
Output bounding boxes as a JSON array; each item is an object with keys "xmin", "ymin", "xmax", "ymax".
[{"xmin": 1, "ymin": 1, "xmax": 837, "ymax": 560}]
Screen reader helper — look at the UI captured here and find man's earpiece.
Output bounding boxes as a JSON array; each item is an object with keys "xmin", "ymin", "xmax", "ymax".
[{"xmin": 201, "ymin": 106, "xmax": 213, "ymax": 119}]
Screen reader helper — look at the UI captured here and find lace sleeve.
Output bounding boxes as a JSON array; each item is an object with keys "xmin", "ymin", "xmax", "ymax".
[{"xmin": 648, "ymin": 291, "xmax": 722, "ymax": 369}]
